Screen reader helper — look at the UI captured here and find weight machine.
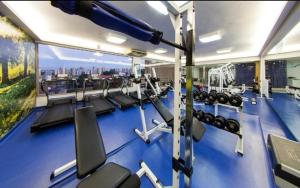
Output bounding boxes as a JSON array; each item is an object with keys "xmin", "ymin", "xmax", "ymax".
[
  {"xmin": 208, "ymin": 63, "xmax": 246, "ymax": 94},
  {"xmin": 50, "ymin": 1, "xmax": 197, "ymax": 188}
]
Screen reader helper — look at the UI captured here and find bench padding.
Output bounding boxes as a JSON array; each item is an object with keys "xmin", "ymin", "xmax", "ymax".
[
  {"xmin": 75, "ymin": 107, "xmax": 107, "ymax": 178},
  {"xmin": 77, "ymin": 162, "xmax": 131, "ymax": 188}
]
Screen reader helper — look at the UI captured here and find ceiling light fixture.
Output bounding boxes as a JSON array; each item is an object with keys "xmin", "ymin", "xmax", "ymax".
[
  {"xmin": 106, "ymin": 33, "xmax": 127, "ymax": 44},
  {"xmin": 94, "ymin": 52, "xmax": 103, "ymax": 56},
  {"xmin": 146, "ymin": 1, "xmax": 168, "ymax": 15},
  {"xmin": 154, "ymin": 48, "xmax": 167, "ymax": 54},
  {"xmin": 216, "ymin": 48, "xmax": 232, "ymax": 54},
  {"xmin": 146, "ymin": 52, "xmax": 174, "ymax": 62},
  {"xmin": 199, "ymin": 31, "xmax": 222, "ymax": 43}
]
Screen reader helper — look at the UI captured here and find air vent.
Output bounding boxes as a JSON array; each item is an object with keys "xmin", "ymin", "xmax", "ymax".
[{"xmin": 126, "ymin": 49, "xmax": 147, "ymax": 57}]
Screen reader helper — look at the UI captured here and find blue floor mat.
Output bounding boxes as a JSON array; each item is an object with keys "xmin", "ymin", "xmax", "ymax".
[
  {"xmin": 266, "ymin": 93, "xmax": 300, "ymax": 141},
  {"xmin": 0, "ymin": 90, "xmax": 289, "ymax": 188},
  {"xmin": 53, "ymin": 112, "xmax": 274, "ymax": 188}
]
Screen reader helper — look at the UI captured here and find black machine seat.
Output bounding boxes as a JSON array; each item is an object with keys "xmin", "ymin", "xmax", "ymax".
[
  {"xmin": 74, "ymin": 107, "xmax": 140, "ymax": 188},
  {"xmin": 108, "ymin": 91, "xmax": 137, "ymax": 109},
  {"xmin": 84, "ymin": 94, "xmax": 115, "ymax": 115},
  {"xmin": 144, "ymin": 90, "xmax": 205, "ymax": 142},
  {"xmin": 268, "ymin": 134, "xmax": 300, "ymax": 187}
]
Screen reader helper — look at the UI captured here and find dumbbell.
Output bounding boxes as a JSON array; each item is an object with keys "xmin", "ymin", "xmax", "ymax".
[
  {"xmin": 226, "ymin": 119, "xmax": 240, "ymax": 133},
  {"xmin": 228, "ymin": 94, "xmax": 243, "ymax": 107},
  {"xmin": 198, "ymin": 91, "xmax": 208, "ymax": 102},
  {"xmin": 203, "ymin": 112, "xmax": 215, "ymax": 124},
  {"xmin": 194, "ymin": 109, "xmax": 205, "ymax": 121},
  {"xmin": 213, "ymin": 115, "xmax": 227, "ymax": 129},
  {"xmin": 193, "ymin": 91, "xmax": 201, "ymax": 101},
  {"xmin": 216, "ymin": 93, "xmax": 229, "ymax": 104},
  {"xmin": 205, "ymin": 90, "xmax": 217, "ymax": 104}
]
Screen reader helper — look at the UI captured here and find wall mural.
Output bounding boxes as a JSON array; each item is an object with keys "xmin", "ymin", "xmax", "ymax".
[{"xmin": 0, "ymin": 15, "xmax": 36, "ymax": 138}]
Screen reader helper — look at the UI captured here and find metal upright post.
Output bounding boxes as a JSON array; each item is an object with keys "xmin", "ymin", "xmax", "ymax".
[
  {"xmin": 172, "ymin": 13, "xmax": 183, "ymax": 188},
  {"xmin": 184, "ymin": 3, "xmax": 195, "ymax": 188}
]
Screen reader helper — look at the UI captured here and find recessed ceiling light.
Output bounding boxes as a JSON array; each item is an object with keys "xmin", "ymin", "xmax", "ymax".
[
  {"xmin": 216, "ymin": 48, "xmax": 232, "ymax": 54},
  {"xmin": 147, "ymin": 1, "xmax": 168, "ymax": 15},
  {"xmin": 106, "ymin": 33, "xmax": 127, "ymax": 44},
  {"xmin": 199, "ymin": 31, "xmax": 222, "ymax": 43},
  {"xmin": 154, "ymin": 48, "xmax": 168, "ymax": 54},
  {"xmin": 94, "ymin": 52, "xmax": 103, "ymax": 56}
]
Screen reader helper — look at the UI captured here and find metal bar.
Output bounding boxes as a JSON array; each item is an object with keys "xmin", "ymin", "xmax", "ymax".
[
  {"xmin": 184, "ymin": 3, "xmax": 195, "ymax": 187},
  {"xmin": 161, "ymin": 38, "xmax": 187, "ymax": 51},
  {"xmin": 172, "ymin": 13, "xmax": 183, "ymax": 188},
  {"xmin": 139, "ymin": 161, "xmax": 164, "ymax": 188},
  {"xmin": 50, "ymin": 160, "xmax": 76, "ymax": 179}
]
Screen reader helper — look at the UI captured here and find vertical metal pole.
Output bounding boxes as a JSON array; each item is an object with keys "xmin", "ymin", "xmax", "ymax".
[
  {"xmin": 133, "ymin": 57, "xmax": 148, "ymax": 141},
  {"xmin": 172, "ymin": 14, "xmax": 183, "ymax": 188},
  {"xmin": 260, "ymin": 57, "xmax": 267, "ymax": 97},
  {"xmin": 184, "ymin": 3, "xmax": 195, "ymax": 188},
  {"xmin": 203, "ymin": 66, "xmax": 206, "ymax": 83}
]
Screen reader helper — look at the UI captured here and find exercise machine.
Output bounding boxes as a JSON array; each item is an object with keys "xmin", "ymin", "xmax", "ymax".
[
  {"xmin": 145, "ymin": 67, "xmax": 172, "ymax": 98},
  {"xmin": 268, "ymin": 134, "xmax": 300, "ymax": 188},
  {"xmin": 134, "ymin": 90, "xmax": 206, "ymax": 144},
  {"xmin": 106, "ymin": 76, "xmax": 137, "ymax": 110},
  {"xmin": 52, "ymin": 1, "xmax": 197, "ymax": 187},
  {"xmin": 82, "ymin": 78, "xmax": 115, "ymax": 115},
  {"xmin": 129, "ymin": 65, "xmax": 149, "ymax": 103},
  {"xmin": 31, "ymin": 79, "xmax": 77, "ymax": 132},
  {"xmin": 207, "ymin": 63, "xmax": 246, "ymax": 94}
]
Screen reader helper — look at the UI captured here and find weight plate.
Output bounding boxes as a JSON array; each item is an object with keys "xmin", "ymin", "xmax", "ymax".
[
  {"xmin": 213, "ymin": 115, "xmax": 226, "ymax": 129},
  {"xmin": 203, "ymin": 113, "xmax": 215, "ymax": 124},
  {"xmin": 210, "ymin": 89, "xmax": 217, "ymax": 94},
  {"xmin": 217, "ymin": 93, "xmax": 229, "ymax": 104},
  {"xmin": 208, "ymin": 92, "xmax": 217, "ymax": 104},
  {"xmin": 198, "ymin": 91, "xmax": 208, "ymax": 101},
  {"xmin": 229, "ymin": 94, "xmax": 242, "ymax": 107},
  {"xmin": 226, "ymin": 118, "xmax": 240, "ymax": 133},
  {"xmin": 195, "ymin": 110, "xmax": 205, "ymax": 121}
]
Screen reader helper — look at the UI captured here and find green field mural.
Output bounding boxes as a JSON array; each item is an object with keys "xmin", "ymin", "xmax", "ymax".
[{"xmin": 0, "ymin": 15, "xmax": 36, "ymax": 138}]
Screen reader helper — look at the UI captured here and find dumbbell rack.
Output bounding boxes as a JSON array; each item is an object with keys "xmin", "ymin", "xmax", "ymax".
[{"xmin": 214, "ymin": 102, "xmax": 244, "ymax": 156}]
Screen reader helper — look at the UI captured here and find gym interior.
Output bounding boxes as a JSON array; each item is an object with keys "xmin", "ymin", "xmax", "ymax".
[{"xmin": 0, "ymin": 1, "xmax": 300, "ymax": 188}]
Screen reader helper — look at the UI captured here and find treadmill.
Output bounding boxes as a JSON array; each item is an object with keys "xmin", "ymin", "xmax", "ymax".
[
  {"xmin": 31, "ymin": 79, "xmax": 77, "ymax": 132},
  {"xmin": 82, "ymin": 78, "xmax": 115, "ymax": 115},
  {"xmin": 106, "ymin": 77, "xmax": 137, "ymax": 110}
]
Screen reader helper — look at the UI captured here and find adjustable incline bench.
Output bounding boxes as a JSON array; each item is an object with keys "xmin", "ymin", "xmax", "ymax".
[
  {"xmin": 268, "ymin": 134, "xmax": 300, "ymax": 188},
  {"xmin": 135, "ymin": 90, "xmax": 206, "ymax": 143},
  {"xmin": 74, "ymin": 106, "xmax": 140, "ymax": 188}
]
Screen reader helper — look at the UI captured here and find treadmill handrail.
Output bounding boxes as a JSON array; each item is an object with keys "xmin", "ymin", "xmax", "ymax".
[
  {"xmin": 42, "ymin": 79, "xmax": 78, "ymax": 102},
  {"xmin": 83, "ymin": 78, "xmax": 107, "ymax": 98}
]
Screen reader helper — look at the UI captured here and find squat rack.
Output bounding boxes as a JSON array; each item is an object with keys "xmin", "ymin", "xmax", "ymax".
[{"xmin": 49, "ymin": 1, "xmax": 196, "ymax": 188}]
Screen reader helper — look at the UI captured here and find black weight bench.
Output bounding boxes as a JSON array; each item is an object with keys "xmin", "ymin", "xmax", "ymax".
[
  {"xmin": 268, "ymin": 134, "xmax": 300, "ymax": 188},
  {"xmin": 144, "ymin": 90, "xmax": 206, "ymax": 142},
  {"xmin": 74, "ymin": 106, "xmax": 140, "ymax": 188}
]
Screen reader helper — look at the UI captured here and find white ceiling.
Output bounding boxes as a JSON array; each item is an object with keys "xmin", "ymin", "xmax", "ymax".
[{"xmin": 3, "ymin": 1, "xmax": 288, "ymax": 63}]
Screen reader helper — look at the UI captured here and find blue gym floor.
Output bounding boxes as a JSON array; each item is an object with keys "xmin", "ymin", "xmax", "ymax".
[
  {"xmin": 0, "ymin": 90, "xmax": 297, "ymax": 188},
  {"xmin": 266, "ymin": 92, "xmax": 300, "ymax": 141}
]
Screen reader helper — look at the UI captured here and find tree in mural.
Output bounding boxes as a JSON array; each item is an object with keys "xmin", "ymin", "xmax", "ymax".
[
  {"xmin": 23, "ymin": 41, "xmax": 34, "ymax": 77},
  {"xmin": 0, "ymin": 38, "xmax": 19, "ymax": 84}
]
